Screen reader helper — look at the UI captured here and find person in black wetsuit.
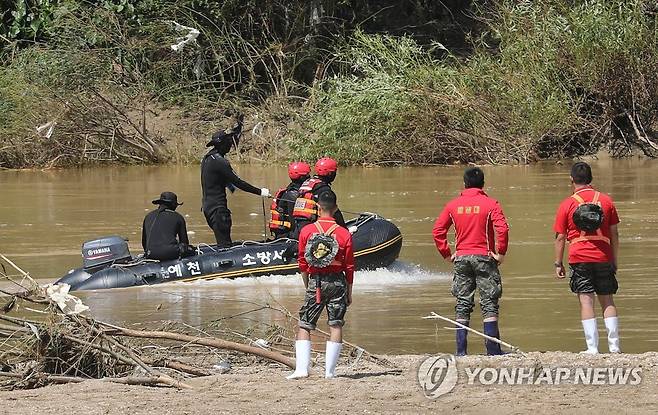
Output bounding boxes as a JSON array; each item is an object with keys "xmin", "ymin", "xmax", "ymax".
[
  {"xmin": 269, "ymin": 161, "xmax": 311, "ymax": 239},
  {"xmin": 201, "ymin": 126, "xmax": 270, "ymax": 247},
  {"xmin": 291, "ymin": 157, "xmax": 349, "ymax": 239},
  {"xmin": 142, "ymin": 192, "xmax": 195, "ymax": 261}
]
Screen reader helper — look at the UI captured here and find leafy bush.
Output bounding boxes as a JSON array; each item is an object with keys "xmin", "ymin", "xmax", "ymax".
[
  {"xmin": 3, "ymin": 0, "xmax": 658, "ymax": 167},
  {"xmin": 297, "ymin": 0, "xmax": 658, "ymax": 164}
]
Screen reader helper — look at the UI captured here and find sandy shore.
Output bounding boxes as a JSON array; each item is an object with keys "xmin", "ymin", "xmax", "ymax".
[{"xmin": 1, "ymin": 352, "xmax": 657, "ymax": 414}]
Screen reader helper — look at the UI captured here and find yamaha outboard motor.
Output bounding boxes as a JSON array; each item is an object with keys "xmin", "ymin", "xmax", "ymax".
[
  {"xmin": 57, "ymin": 236, "xmax": 133, "ymax": 289},
  {"xmin": 82, "ymin": 236, "xmax": 132, "ymax": 272},
  {"xmin": 82, "ymin": 236, "xmax": 132, "ymax": 271}
]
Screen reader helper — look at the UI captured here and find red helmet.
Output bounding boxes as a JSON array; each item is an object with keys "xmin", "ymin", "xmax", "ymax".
[
  {"xmin": 288, "ymin": 161, "xmax": 311, "ymax": 180},
  {"xmin": 315, "ymin": 157, "xmax": 338, "ymax": 176}
]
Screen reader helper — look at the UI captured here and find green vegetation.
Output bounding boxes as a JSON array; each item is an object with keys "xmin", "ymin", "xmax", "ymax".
[
  {"xmin": 299, "ymin": 1, "xmax": 658, "ymax": 164},
  {"xmin": 2, "ymin": 1, "xmax": 658, "ymax": 168}
]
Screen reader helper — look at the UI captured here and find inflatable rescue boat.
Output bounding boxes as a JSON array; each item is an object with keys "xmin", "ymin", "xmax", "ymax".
[{"xmin": 56, "ymin": 213, "xmax": 402, "ymax": 291}]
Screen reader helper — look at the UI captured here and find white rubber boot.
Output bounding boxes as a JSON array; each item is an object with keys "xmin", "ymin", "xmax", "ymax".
[
  {"xmin": 580, "ymin": 318, "xmax": 599, "ymax": 354},
  {"xmin": 604, "ymin": 316, "xmax": 621, "ymax": 353},
  {"xmin": 286, "ymin": 340, "xmax": 311, "ymax": 379},
  {"xmin": 325, "ymin": 341, "xmax": 343, "ymax": 379}
]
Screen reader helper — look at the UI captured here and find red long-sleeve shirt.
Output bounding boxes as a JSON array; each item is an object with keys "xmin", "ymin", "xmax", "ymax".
[
  {"xmin": 432, "ymin": 188, "xmax": 509, "ymax": 259},
  {"xmin": 298, "ymin": 216, "xmax": 355, "ymax": 284}
]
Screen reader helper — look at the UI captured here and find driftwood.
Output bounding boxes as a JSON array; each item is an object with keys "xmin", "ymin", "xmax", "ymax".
[
  {"xmin": 142, "ymin": 358, "xmax": 211, "ymax": 377},
  {"xmin": 0, "ymin": 371, "xmax": 173, "ymax": 387},
  {"xmin": 264, "ymin": 296, "xmax": 396, "ymax": 368},
  {"xmin": 422, "ymin": 312, "xmax": 524, "ymax": 354},
  {"xmin": 102, "ymin": 323, "xmax": 295, "ymax": 369},
  {"xmin": 0, "ymin": 254, "xmax": 393, "ymax": 391}
]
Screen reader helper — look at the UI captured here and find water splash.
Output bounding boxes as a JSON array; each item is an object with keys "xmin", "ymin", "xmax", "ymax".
[{"xmin": 178, "ymin": 261, "xmax": 449, "ymax": 289}]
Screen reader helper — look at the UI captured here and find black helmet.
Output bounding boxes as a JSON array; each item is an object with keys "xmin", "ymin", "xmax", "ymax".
[{"xmin": 573, "ymin": 203, "xmax": 604, "ymax": 232}]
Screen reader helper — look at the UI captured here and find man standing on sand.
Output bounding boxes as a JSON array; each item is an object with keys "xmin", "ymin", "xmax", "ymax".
[
  {"xmin": 432, "ymin": 167, "xmax": 509, "ymax": 356},
  {"xmin": 553, "ymin": 162, "xmax": 620, "ymax": 354},
  {"xmin": 286, "ymin": 190, "xmax": 354, "ymax": 379}
]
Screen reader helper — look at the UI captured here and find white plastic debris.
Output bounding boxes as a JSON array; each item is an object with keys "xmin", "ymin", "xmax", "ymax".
[
  {"xmin": 251, "ymin": 121, "xmax": 265, "ymax": 136},
  {"xmin": 213, "ymin": 360, "xmax": 231, "ymax": 373},
  {"xmin": 252, "ymin": 338, "xmax": 270, "ymax": 349},
  {"xmin": 44, "ymin": 283, "xmax": 89, "ymax": 315},
  {"xmin": 170, "ymin": 21, "xmax": 200, "ymax": 52},
  {"xmin": 36, "ymin": 121, "xmax": 56, "ymax": 139},
  {"xmin": 25, "ymin": 322, "xmax": 41, "ymax": 340}
]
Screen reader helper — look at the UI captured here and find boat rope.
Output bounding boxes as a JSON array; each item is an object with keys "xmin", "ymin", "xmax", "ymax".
[
  {"xmin": 261, "ymin": 197, "xmax": 268, "ymax": 240},
  {"xmin": 269, "ymin": 195, "xmax": 364, "ymax": 217}
]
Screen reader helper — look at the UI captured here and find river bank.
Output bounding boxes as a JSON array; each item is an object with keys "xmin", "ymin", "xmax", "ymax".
[
  {"xmin": 4, "ymin": 2, "xmax": 658, "ymax": 168},
  {"xmin": 1, "ymin": 352, "xmax": 656, "ymax": 414}
]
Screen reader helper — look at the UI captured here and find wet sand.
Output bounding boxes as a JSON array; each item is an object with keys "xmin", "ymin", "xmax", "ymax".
[{"xmin": 2, "ymin": 352, "xmax": 657, "ymax": 414}]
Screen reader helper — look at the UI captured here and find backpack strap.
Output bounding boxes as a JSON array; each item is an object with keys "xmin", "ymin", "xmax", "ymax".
[
  {"xmin": 570, "ymin": 191, "xmax": 609, "ymax": 244},
  {"xmin": 592, "ymin": 191, "xmax": 600, "ymax": 204},
  {"xmin": 313, "ymin": 221, "xmax": 339, "ymax": 236},
  {"xmin": 571, "ymin": 193, "xmax": 585, "ymax": 204},
  {"xmin": 325, "ymin": 223, "xmax": 339, "ymax": 236}
]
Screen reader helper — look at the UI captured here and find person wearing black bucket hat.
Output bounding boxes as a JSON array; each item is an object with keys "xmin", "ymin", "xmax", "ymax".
[
  {"xmin": 201, "ymin": 117, "xmax": 270, "ymax": 247},
  {"xmin": 152, "ymin": 191, "xmax": 183, "ymax": 207},
  {"xmin": 142, "ymin": 191, "xmax": 195, "ymax": 261}
]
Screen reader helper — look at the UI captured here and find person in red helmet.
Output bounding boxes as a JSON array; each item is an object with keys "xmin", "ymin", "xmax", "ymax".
[
  {"xmin": 292, "ymin": 157, "xmax": 346, "ymax": 239},
  {"xmin": 269, "ymin": 161, "xmax": 312, "ymax": 240}
]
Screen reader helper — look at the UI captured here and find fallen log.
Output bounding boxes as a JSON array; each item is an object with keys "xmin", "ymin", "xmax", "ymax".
[
  {"xmin": 79, "ymin": 318, "xmax": 193, "ymax": 390},
  {"xmin": 142, "ymin": 358, "xmax": 211, "ymax": 377},
  {"xmin": 0, "ymin": 371, "xmax": 176, "ymax": 387},
  {"xmin": 101, "ymin": 323, "xmax": 295, "ymax": 369}
]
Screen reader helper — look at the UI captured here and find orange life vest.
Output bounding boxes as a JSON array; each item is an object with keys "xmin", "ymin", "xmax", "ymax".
[
  {"xmin": 570, "ymin": 190, "xmax": 610, "ymax": 245},
  {"xmin": 269, "ymin": 188, "xmax": 292, "ymax": 233},
  {"xmin": 293, "ymin": 178, "xmax": 324, "ymax": 221}
]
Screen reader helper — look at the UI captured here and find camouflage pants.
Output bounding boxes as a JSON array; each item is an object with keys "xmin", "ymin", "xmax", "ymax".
[
  {"xmin": 298, "ymin": 273, "xmax": 348, "ymax": 330},
  {"xmin": 451, "ymin": 255, "xmax": 503, "ymax": 320}
]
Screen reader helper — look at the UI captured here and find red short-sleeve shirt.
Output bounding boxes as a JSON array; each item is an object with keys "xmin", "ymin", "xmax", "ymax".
[{"xmin": 553, "ymin": 186, "xmax": 620, "ymax": 263}]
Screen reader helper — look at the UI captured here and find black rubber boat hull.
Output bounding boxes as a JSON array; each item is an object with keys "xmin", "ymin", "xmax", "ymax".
[{"xmin": 57, "ymin": 215, "xmax": 402, "ymax": 291}]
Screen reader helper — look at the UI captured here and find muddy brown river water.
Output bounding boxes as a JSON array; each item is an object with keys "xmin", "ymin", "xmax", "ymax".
[{"xmin": 1, "ymin": 157, "xmax": 657, "ymax": 354}]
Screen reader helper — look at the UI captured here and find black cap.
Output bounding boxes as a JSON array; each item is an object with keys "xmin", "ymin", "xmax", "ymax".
[{"xmin": 152, "ymin": 191, "xmax": 183, "ymax": 206}]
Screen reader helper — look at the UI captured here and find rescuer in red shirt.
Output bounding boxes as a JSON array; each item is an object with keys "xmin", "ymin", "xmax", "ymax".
[
  {"xmin": 433, "ymin": 167, "xmax": 509, "ymax": 356},
  {"xmin": 553, "ymin": 162, "xmax": 620, "ymax": 354},
  {"xmin": 287, "ymin": 190, "xmax": 354, "ymax": 379}
]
